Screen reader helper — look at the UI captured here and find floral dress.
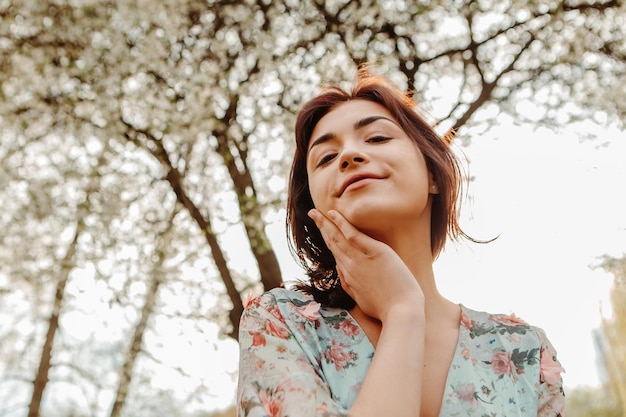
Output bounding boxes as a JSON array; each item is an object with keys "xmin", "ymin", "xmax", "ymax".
[{"xmin": 237, "ymin": 288, "xmax": 566, "ymax": 417}]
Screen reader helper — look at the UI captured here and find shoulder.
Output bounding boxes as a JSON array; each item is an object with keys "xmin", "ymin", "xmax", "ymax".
[
  {"xmin": 242, "ymin": 287, "xmax": 325, "ymax": 324},
  {"xmin": 242, "ymin": 288, "xmax": 362, "ymax": 341},
  {"xmin": 461, "ymin": 305, "xmax": 528, "ymax": 323},
  {"xmin": 451, "ymin": 306, "xmax": 565, "ymax": 415},
  {"xmin": 267, "ymin": 286, "xmax": 316, "ymax": 305},
  {"xmin": 248, "ymin": 287, "xmax": 317, "ymax": 309},
  {"xmin": 460, "ymin": 304, "xmax": 545, "ymax": 349}
]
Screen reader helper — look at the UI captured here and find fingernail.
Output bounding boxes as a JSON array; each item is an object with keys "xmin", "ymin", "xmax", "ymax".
[{"xmin": 308, "ymin": 209, "xmax": 318, "ymax": 221}]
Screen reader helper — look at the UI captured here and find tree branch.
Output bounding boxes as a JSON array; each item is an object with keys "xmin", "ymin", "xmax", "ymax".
[{"xmin": 122, "ymin": 120, "xmax": 244, "ymax": 339}]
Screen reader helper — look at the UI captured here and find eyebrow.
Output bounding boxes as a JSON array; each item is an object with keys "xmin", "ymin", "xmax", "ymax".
[{"xmin": 308, "ymin": 115, "xmax": 397, "ymax": 151}]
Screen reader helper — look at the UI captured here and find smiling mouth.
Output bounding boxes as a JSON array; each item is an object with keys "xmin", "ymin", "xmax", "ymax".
[{"xmin": 339, "ymin": 174, "xmax": 383, "ymax": 196}]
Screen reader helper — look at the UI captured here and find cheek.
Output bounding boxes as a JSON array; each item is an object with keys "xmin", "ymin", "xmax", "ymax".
[
  {"xmin": 306, "ymin": 172, "xmax": 319, "ymax": 206},
  {"xmin": 307, "ymin": 173, "xmax": 329, "ymax": 210},
  {"xmin": 309, "ymin": 182, "xmax": 321, "ymax": 208}
]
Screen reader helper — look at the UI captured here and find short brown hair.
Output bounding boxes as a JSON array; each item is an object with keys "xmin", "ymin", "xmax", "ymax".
[{"xmin": 287, "ymin": 70, "xmax": 466, "ymax": 308}]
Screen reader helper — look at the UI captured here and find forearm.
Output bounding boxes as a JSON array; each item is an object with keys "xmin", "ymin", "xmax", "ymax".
[{"xmin": 349, "ymin": 307, "xmax": 425, "ymax": 417}]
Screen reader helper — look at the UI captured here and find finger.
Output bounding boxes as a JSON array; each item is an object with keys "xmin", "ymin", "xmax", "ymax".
[
  {"xmin": 336, "ymin": 266, "xmax": 355, "ymax": 299},
  {"xmin": 309, "ymin": 211, "xmax": 357, "ymax": 295},
  {"xmin": 326, "ymin": 210, "xmax": 378, "ymax": 255},
  {"xmin": 308, "ymin": 209, "xmax": 353, "ymax": 256}
]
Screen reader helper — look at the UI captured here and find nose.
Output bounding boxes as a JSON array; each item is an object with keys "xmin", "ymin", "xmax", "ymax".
[{"xmin": 339, "ymin": 147, "xmax": 368, "ymax": 171}]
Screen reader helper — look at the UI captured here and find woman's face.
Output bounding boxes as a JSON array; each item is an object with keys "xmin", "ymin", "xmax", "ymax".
[{"xmin": 306, "ymin": 99, "xmax": 436, "ymax": 236}]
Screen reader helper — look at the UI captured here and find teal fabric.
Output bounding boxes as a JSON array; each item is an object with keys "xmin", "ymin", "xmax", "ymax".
[{"xmin": 238, "ymin": 288, "xmax": 565, "ymax": 416}]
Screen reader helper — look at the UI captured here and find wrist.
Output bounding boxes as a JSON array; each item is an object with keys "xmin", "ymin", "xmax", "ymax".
[{"xmin": 380, "ymin": 301, "xmax": 425, "ymax": 325}]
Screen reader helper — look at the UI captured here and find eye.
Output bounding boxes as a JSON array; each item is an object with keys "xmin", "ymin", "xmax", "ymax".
[
  {"xmin": 316, "ymin": 153, "xmax": 337, "ymax": 167},
  {"xmin": 367, "ymin": 135, "xmax": 391, "ymax": 143}
]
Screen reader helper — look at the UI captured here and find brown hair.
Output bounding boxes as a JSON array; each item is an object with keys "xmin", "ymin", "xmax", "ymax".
[{"xmin": 287, "ymin": 70, "xmax": 467, "ymax": 309}]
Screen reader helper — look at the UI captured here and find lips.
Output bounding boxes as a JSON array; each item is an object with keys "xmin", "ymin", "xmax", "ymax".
[{"xmin": 338, "ymin": 172, "xmax": 383, "ymax": 196}]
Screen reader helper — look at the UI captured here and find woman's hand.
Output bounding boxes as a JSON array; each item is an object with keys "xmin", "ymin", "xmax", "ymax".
[
  {"xmin": 309, "ymin": 208, "xmax": 426, "ymax": 417},
  {"xmin": 308, "ymin": 208, "xmax": 424, "ymax": 322}
]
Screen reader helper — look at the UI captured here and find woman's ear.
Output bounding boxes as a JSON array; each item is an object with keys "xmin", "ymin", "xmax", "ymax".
[{"xmin": 428, "ymin": 172, "xmax": 439, "ymax": 194}]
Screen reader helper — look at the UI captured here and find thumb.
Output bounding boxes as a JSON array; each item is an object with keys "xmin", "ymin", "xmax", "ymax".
[{"xmin": 337, "ymin": 266, "xmax": 355, "ymax": 299}]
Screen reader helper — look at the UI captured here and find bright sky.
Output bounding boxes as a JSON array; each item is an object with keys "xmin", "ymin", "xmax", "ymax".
[
  {"xmin": 201, "ymin": 118, "xmax": 626, "ymax": 412},
  {"xmin": 434, "ymin": 120, "xmax": 626, "ymax": 389}
]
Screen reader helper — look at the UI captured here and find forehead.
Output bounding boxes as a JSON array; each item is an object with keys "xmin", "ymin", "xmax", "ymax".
[{"xmin": 309, "ymin": 99, "xmax": 396, "ymax": 143}]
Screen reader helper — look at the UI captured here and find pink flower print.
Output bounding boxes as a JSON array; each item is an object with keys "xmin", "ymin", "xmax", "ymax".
[
  {"xmin": 268, "ymin": 305, "xmax": 283, "ymax": 320},
  {"xmin": 460, "ymin": 312, "xmax": 473, "ymax": 329},
  {"xmin": 324, "ymin": 341, "xmax": 356, "ymax": 371},
  {"xmin": 461, "ymin": 347, "xmax": 471, "ymax": 359},
  {"xmin": 455, "ymin": 382, "xmax": 478, "ymax": 410},
  {"xmin": 455, "ymin": 382, "xmax": 476, "ymax": 403},
  {"xmin": 537, "ymin": 391, "xmax": 566, "ymax": 417},
  {"xmin": 265, "ymin": 320, "xmax": 290, "ymax": 339},
  {"xmin": 250, "ymin": 331, "xmax": 266, "ymax": 347},
  {"xmin": 490, "ymin": 350, "xmax": 517, "ymax": 378},
  {"xmin": 491, "ymin": 313, "xmax": 526, "ymax": 326},
  {"xmin": 258, "ymin": 389, "xmax": 284, "ymax": 417},
  {"xmin": 298, "ymin": 301, "xmax": 321, "ymax": 320},
  {"xmin": 540, "ymin": 348, "xmax": 565, "ymax": 384},
  {"xmin": 243, "ymin": 292, "xmax": 257, "ymax": 309},
  {"xmin": 461, "ymin": 347, "xmax": 477, "ymax": 363},
  {"xmin": 338, "ymin": 319, "xmax": 360, "ymax": 337}
]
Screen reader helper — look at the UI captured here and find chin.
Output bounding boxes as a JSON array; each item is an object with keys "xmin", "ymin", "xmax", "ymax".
[
  {"xmin": 338, "ymin": 199, "xmax": 430, "ymax": 239},
  {"xmin": 340, "ymin": 204, "xmax": 392, "ymax": 235}
]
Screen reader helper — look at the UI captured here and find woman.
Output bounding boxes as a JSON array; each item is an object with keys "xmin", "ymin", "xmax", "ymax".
[{"xmin": 237, "ymin": 70, "xmax": 566, "ymax": 417}]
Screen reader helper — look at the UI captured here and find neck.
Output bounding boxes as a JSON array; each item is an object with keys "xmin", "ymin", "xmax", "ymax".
[
  {"xmin": 369, "ymin": 218, "xmax": 436, "ymax": 285},
  {"xmin": 361, "ymin": 213, "xmax": 455, "ymax": 320}
]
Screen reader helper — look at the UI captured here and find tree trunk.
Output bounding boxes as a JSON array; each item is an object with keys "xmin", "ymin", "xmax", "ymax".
[
  {"xmin": 123, "ymin": 124, "xmax": 245, "ymax": 339},
  {"xmin": 27, "ymin": 146, "xmax": 107, "ymax": 417},
  {"xmin": 108, "ymin": 209, "xmax": 177, "ymax": 417},
  {"xmin": 598, "ymin": 255, "xmax": 626, "ymax": 415},
  {"xmin": 216, "ymin": 100, "xmax": 283, "ymax": 292},
  {"xmin": 27, "ymin": 220, "xmax": 82, "ymax": 417},
  {"xmin": 603, "ymin": 324, "xmax": 626, "ymax": 415},
  {"xmin": 108, "ymin": 268, "xmax": 162, "ymax": 417},
  {"xmin": 228, "ymin": 165, "xmax": 283, "ymax": 292},
  {"xmin": 163, "ymin": 167, "xmax": 245, "ymax": 339}
]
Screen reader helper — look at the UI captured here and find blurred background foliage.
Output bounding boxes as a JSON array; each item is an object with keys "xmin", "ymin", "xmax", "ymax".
[{"xmin": 0, "ymin": 0, "xmax": 624, "ymax": 416}]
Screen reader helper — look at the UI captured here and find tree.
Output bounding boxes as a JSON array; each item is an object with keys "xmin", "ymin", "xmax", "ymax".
[
  {"xmin": 565, "ymin": 385, "xmax": 621, "ymax": 417},
  {"xmin": 2, "ymin": 0, "xmax": 624, "ymax": 336},
  {"xmin": 108, "ymin": 205, "xmax": 181, "ymax": 417},
  {"xmin": 595, "ymin": 254, "xmax": 626, "ymax": 415},
  {"xmin": 27, "ymin": 147, "xmax": 110, "ymax": 417},
  {"xmin": 1, "ymin": 0, "xmax": 625, "ymax": 415}
]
